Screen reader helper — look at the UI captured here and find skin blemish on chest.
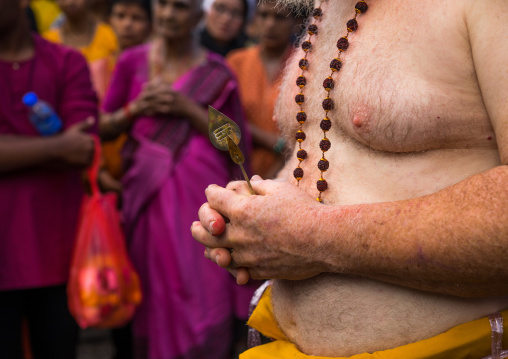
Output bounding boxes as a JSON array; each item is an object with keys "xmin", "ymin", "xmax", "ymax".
[{"xmin": 488, "ymin": 136, "xmax": 493, "ymax": 140}]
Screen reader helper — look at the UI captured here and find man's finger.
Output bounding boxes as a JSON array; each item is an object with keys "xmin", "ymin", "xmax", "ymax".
[
  {"xmin": 235, "ymin": 268, "xmax": 250, "ymax": 285},
  {"xmin": 226, "ymin": 180, "xmax": 253, "ymax": 196},
  {"xmin": 250, "ymin": 178, "xmax": 277, "ymax": 196},
  {"xmin": 191, "ymin": 221, "xmax": 231, "ymax": 249},
  {"xmin": 224, "ymin": 267, "xmax": 250, "ymax": 284},
  {"xmin": 206, "ymin": 247, "xmax": 232, "ymax": 267},
  {"xmin": 202, "ymin": 246, "xmax": 250, "ymax": 284},
  {"xmin": 198, "ymin": 202, "xmax": 226, "ymax": 236},
  {"xmin": 205, "ymin": 184, "xmax": 240, "ymax": 219}
]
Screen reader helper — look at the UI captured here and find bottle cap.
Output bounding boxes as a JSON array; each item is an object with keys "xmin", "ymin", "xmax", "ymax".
[{"xmin": 22, "ymin": 92, "xmax": 38, "ymax": 107}]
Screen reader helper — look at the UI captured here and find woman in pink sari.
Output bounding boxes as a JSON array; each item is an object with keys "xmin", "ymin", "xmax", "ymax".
[{"xmin": 101, "ymin": 0, "xmax": 250, "ymax": 358}]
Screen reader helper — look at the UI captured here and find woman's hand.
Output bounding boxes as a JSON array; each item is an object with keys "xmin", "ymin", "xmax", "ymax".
[
  {"xmin": 98, "ymin": 169, "xmax": 122, "ymax": 193},
  {"xmin": 130, "ymin": 79, "xmax": 194, "ymax": 118}
]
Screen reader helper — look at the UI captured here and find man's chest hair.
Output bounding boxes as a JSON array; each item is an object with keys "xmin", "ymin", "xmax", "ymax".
[{"xmin": 276, "ymin": 0, "xmax": 493, "ymax": 154}]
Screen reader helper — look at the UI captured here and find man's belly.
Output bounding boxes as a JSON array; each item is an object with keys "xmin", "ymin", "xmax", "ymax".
[
  {"xmin": 271, "ymin": 274, "xmax": 508, "ymax": 357},
  {"xmin": 271, "ymin": 145, "xmax": 507, "ymax": 357}
]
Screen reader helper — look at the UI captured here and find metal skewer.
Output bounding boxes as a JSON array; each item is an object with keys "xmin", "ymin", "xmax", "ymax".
[{"xmin": 208, "ymin": 106, "xmax": 255, "ymax": 195}]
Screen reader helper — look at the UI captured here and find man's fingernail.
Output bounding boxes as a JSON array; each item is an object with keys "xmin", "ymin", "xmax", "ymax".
[
  {"xmin": 215, "ymin": 255, "xmax": 220, "ymax": 265},
  {"xmin": 209, "ymin": 220, "xmax": 215, "ymax": 234}
]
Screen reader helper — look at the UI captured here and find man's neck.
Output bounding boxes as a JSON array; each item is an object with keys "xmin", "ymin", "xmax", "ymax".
[{"xmin": 0, "ymin": 24, "xmax": 34, "ymax": 62}]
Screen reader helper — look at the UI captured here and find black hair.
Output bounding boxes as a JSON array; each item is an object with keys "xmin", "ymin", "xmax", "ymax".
[
  {"xmin": 26, "ymin": 6, "xmax": 39, "ymax": 33},
  {"xmin": 109, "ymin": 0, "xmax": 152, "ymax": 21}
]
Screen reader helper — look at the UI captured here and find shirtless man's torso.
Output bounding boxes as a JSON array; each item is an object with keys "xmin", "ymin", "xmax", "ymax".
[
  {"xmin": 272, "ymin": 0, "xmax": 508, "ymax": 356},
  {"xmin": 193, "ymin": 0, "xmax": 508, "ymax": 357}
]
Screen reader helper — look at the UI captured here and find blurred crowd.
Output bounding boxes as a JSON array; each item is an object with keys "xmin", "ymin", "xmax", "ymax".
[{"xmin": 0, "ymin": 0, "xmax": 307, "ymax": 358}]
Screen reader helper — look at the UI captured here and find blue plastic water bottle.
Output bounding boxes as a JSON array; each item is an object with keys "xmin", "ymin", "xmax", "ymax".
[{"xmin": 22, "ymin": 92, "xmax": 63, "ymax": 136}]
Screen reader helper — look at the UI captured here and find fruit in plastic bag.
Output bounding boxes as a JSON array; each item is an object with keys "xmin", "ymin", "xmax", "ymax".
[{"xmin": 67, "ymin": 137, "xmax": 142, "ymax": 328}]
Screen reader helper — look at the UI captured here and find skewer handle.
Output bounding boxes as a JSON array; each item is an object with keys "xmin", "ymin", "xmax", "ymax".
[{"xmin": 239, "ymin": 164, "xmax": 255, "ymax": 195}]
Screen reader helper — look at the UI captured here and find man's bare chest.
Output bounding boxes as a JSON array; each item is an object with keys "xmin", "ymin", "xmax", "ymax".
[{"xmin": 277, "ymin": 0, "xmax": 493, "ymax": 154}]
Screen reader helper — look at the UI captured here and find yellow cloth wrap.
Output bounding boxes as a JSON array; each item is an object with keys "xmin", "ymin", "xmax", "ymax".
[{"xmin": 241, "ymin": 286, "xmax": 508, "ymax": 359}]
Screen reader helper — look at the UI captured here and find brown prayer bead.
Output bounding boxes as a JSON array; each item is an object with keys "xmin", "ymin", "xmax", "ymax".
[
  {"xmin": 355, "ymin": 1, "xmax": 368, "ymax": 14},
  {"xmin": 312, "ymin": 8, "xmax": 322, "ymax": 19},
  {"xmin": 297, "ymin": 149, "xmax": 307, "ymax": 161},
  {"xmin": 330, "ymin": 58, "xmax": 342, "ymax": 72},
  {"xmin": 296, "ymin": 76, "xmax": 306, "ymax": 88},
  {"xmin": 322, "ymin": 98, "xmax": 334, "ymax": 111},
  {"xmin": 317, "ymin": 178, "xmax": 328, "ymax": 192},
  {"xmin": 296, "ymin": 111, "xmax": 307, "ymax": 123},
  {"xmin": 320, "ymin": 118, "xmax": 332, "ymax": 132},
  {"xmin": 295, "ymin": 93, "xmax": 305, "ymax": 105},
  {"xmin": 308, "ymin": 24, "xmax": 318, "ymax": 35},
  {"xmin": 318, "ymin": 158, "xmax": 329, "ymax": 171},
  {"xmin": 299, "ymin": 58, "xmax": 309, "ymax": 70},
  {"xmin": 323, "ymin": 77, "xmax": 334, "ymax": 91},
  {"xmin": 293, "ymin": 167, "xmax": 304, "ymax": 180},
  {"xmin": 296, "ymin": 130, "xmax": 306, "ymax": 142},
  {"xmin": 302, "ymin": 41, "xmax": 312, "ymax": 52},
  {"xmin": 347, "ymin": 19, "xmax": 358, "ymax": 32},
  {"xmin": 320, "ymin": 138, "xmax": 331, "ymax": 152},
  {"xmin": 336, "ymin": 37, "xmax": 349, "ymax": 51}
]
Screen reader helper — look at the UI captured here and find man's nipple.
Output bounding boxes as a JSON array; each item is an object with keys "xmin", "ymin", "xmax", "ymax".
[
  {"xmin": 353, "ymin": 115, "xmax": 364, "ymax": 128},
  {"xmin": 351, "ymin": 108, "xmax": 371, "ymax": 134}
]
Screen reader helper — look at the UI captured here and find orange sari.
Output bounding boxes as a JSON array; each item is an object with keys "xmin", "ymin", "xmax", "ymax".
[{"xmin": 227, "ymin": 46, "xmax": 288, "ymax": 178}]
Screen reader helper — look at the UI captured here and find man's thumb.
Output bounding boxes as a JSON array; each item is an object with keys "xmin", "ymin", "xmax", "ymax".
[{"xmin": 251, "ymin": 175, "xmax": 272, "ymax": 195}]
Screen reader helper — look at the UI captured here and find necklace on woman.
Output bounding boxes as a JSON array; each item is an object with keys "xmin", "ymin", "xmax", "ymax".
[{"xmin": 293, "ymin": 0, "xmax": 369, "ymax": 203}]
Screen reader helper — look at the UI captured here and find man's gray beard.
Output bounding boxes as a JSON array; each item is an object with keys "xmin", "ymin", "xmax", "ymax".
[{"xmin": 263, "ymin": 0, "xmax": 314, "ymax": 16}]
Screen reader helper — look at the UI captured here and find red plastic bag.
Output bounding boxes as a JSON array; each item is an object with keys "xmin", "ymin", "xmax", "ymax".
[{"xmin": 68, "ymin": 137, "xmax": 142, "ymax": 328}]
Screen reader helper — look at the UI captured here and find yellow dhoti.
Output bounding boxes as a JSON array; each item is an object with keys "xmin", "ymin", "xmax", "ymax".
[{"xmin": 241, "ymin": 285, "xmax": 508, "ymax": 359}]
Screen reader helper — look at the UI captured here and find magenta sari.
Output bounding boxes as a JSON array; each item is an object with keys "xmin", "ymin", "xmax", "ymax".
[{"xmin": 103, "ymin": 44, "xmax": 251, "ymax": 359}]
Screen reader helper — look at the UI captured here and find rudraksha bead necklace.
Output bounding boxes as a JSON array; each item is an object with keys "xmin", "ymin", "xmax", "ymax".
[
  {"xmin": 293, "ymin": 0, "xmax": 369, "ymax": 203},
  {"xmin": 293, "ymin": 2, "xmax": 324, "ymax": 185}
]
